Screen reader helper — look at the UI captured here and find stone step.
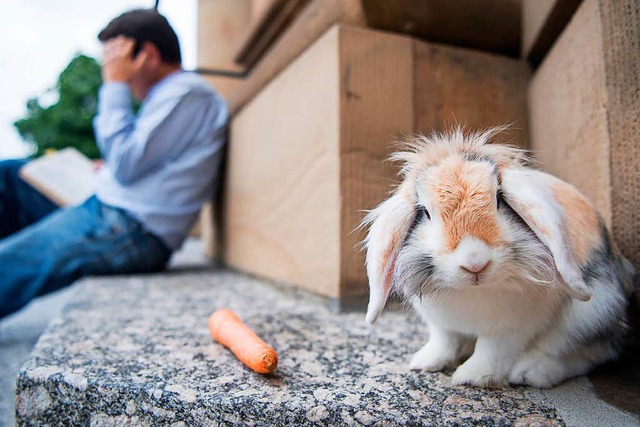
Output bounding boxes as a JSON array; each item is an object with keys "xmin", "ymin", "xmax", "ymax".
[{"xmin": 15, "ymin": 270, "xmax": 635, "ymax": 426}]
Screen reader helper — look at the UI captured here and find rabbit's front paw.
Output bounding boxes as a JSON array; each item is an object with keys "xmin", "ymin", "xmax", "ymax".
[
  {"xmin": 409, "ymin": 343, "xmax": 451, "ymax": 371},
  {"xmin": 509, "ymin": 355, "xmax": 566, "ymax": 388},
  {"xmin": 451, "ymin": 357, "xmax": 506, "ymax": 387}
]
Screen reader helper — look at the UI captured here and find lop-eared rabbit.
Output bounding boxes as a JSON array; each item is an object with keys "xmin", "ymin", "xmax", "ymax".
[{"xmin": 363, "ymin": 128, "xmax": 635, "ymax": 387}]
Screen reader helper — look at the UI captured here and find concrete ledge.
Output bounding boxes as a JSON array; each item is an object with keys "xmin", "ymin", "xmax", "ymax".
[{"xmin": 16, "ymin": 270, "xmax": 566, "ymax": 426}]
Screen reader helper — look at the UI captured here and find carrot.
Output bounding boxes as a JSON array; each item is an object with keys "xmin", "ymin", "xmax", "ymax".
[{"xmin": 208, "ymin": 308, "xmax": 278, "ymax": 374}]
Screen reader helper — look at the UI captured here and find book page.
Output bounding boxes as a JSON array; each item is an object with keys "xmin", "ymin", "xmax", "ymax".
[{"xmin": 19, "ymin": 148, "xmax": 97, "ymax": 207}]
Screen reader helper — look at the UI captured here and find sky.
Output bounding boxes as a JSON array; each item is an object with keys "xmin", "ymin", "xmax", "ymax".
[{"xmin": 0, "ymin": 0, "xmax": 197, "ymax": 159}]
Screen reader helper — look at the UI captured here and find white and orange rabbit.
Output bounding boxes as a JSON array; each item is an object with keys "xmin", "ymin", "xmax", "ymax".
[{"xmin": 363, "ymin": 128, "xmax": 635, "ymax": 387}]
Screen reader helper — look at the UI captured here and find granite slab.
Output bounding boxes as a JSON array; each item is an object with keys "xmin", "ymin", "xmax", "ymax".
[{"xmin": 16, "ymin": 269, "xmax": 566, "ymax": 426}]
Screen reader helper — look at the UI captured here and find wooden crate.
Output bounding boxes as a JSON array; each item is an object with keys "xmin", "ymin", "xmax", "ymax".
[
  {"xmin": 222, "ymin": 25, "xmax": 412, "ymax": 308},
  {"xmin": 528, "ymin": 0, "xmax": 640, "ymax": 267},
  {"xmin": 221, "ymin": 25, "xmax": 529, "ymax": 306}
]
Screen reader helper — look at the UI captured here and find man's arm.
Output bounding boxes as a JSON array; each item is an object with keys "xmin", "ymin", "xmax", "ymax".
[{"xmin": 93, "ymin": 88, "xmax": 215, "ymax": 184}]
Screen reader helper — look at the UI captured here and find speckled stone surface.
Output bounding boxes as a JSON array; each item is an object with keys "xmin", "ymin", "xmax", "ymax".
[{"xmin": 16, "ymin": 270, "xmax": 565, "ymax": 426}]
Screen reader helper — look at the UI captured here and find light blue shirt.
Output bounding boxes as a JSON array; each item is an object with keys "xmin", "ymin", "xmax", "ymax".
[{"xmin": 93, "ymin": 70, "xmax": 228, "ymax": 250}]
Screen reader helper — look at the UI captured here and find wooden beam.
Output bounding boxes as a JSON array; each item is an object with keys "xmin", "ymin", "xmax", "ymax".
[
  {"xmin": 523, "ymin": 0, "xmax": 583, "ymax": 65},
  {"xmin": 235, "ymin": 0, "xmax": 311, "ymax": 70},
  {"xmin": 361, "ymin": 0, "xmax": 522, "ymax": 57},
  {"xmin": 522, "ymin": 0, "xmax": 556, "ymax": 57},
  {"xmin": 225, "ymin": 0, "xmax": 366, "ymax": 115}
]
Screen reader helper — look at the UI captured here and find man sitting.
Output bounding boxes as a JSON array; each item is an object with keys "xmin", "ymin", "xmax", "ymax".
[{"xmin": 0, "ymin": 9, "xmax": 228, "ymax": 319}]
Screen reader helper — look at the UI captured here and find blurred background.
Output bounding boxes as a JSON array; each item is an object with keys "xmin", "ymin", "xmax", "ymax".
[{"xmin": 0, "ymin": 0, "xmax": 197, "ymax": 160}]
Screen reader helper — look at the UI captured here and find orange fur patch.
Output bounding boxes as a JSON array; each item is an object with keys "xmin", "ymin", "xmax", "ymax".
[
  {"xmin": 552, "ymin": 182, "xmax": 602, "ymax": 265},
  {"xmin": 429, "ymin": 157, "xmax": 502, "ymax": 251},
  {"xmin": 380, "ymin": 233, "xmax": 401, "ymax": 276}
]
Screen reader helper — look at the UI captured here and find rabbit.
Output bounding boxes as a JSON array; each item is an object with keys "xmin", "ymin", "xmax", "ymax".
[{"xmin": 362, "ymin": 127, "xmax": 636, "ymax": 388}]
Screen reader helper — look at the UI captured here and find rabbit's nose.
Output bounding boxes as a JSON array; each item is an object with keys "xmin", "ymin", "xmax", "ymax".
[{"xmin": 460, "ymin": 260, "xmax": 490, "ymax": 274}]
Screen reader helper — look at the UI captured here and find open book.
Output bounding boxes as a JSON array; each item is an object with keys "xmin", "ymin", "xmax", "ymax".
[{"xmin": 19, "ymin": 147, "xmax": 97, "ymax": 207}]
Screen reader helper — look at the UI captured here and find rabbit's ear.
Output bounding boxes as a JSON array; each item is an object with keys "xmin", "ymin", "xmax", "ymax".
[
  {"xmin": 501, "ymin": 168, "xmax": 598, "ymax": 301},
  {"xmin": 364, "ymin": 185, "xmax": 416, "ymax": 324}
]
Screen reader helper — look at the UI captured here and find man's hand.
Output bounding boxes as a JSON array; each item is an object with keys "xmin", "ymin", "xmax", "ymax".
[{"xmin": 101, "ymin": 36, "xmax": 148, "ymax": 83}]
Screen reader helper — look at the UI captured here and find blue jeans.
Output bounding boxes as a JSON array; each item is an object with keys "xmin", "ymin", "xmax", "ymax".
[{"xmin": 0, "ymin": 159, "xmax": 172, "ymax": 319}]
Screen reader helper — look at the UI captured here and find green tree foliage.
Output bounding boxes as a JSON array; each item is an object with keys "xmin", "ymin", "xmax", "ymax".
[{"xmin": 14, "ymin": 54, "xmax": 102, "ymax": 159}]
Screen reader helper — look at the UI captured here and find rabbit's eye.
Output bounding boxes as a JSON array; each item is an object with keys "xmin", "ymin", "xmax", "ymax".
[{"xmin": 419, "ymin": 206, "xmax": 431, "ymax": 220}]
